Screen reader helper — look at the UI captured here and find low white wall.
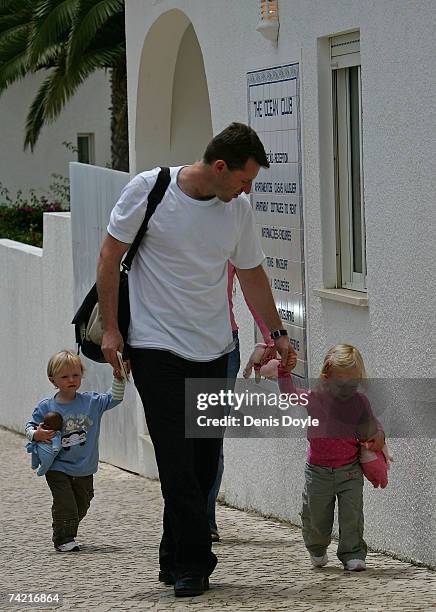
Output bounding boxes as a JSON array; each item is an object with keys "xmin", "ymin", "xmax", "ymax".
[{"xmin": 0, "ymin": 213, "xmax": 75, "ymax": 430}]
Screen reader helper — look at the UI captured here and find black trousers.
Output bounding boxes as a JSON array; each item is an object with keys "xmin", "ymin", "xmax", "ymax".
[
  {"xmin": 45, "ymin": 470, "xmax": 94, "ymax": 546},
  {"xmin": 129, "ymin": 347, "xmax": 227, "ymax": 577}
]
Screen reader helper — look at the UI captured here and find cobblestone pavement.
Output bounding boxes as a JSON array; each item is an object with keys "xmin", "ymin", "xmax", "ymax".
[{"xmin": 2, "ymin": 428, "xmax": 435, "ymax": 611}]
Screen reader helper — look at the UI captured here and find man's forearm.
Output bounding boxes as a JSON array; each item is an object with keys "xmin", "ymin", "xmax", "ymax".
[
  {"xmin": 96, "ymin": 255, "xmax": 121, "ymax": 332},
  {"xmin": 236, "ymin": 265, "xmax": 282, "ymax": 332}
]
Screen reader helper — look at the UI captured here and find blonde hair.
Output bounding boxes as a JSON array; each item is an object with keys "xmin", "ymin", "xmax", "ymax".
[
  {"xmin": 320, "ymin": 344, "xmax": 367, "ymax": 379},
  {"xmin": 47, "ymin": 350, "xmax": 85, "ymax": 380}
]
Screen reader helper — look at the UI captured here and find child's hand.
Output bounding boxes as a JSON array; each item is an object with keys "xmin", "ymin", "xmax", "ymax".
[
  {"xmin": 243, "ymin": 343, "xmax": 267, "ymax": 379},
  {"xmin": 33, "ymin": 424, "xmax": 55, "ymax": 443},
  {"xmin": 363, "ymin": 431, "xmax": 385, "ymax": 452},
  {"xmin": 259, "ymin": 359, "xmax": 280, "ymax": 380},
  {"xmin": 114, "ymin": 356, "xmax": 130, "ymax": 382},
  {"xmin": 260, "ymin": 345, "xmax": 277, "ymax": 365}
]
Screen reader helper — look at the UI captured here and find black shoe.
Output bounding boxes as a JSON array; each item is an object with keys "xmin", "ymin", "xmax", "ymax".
[
  {"xmin": 174, "ymin": 575, "xmax": 209, "ymax": 597},
  {"xmin": 210, "ymin": 529, "xmax": 220, "ymax": 543},
  {"xmin": 158, "ymin": 569, "xmax": 176, "ymax": 585}
]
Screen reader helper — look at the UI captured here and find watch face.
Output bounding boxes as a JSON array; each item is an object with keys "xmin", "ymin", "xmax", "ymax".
[
  {"xmin": 277, "ymin": 330, "xmax": 287, "ymax": 337},
  {"xmin": 271, "ymin": 329, "xmax": 287, "ymax": 339}
]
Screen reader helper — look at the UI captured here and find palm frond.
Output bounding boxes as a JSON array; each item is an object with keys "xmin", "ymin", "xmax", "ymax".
[
  {"xmin": 23, "ymin": 72, "xmax": 52, "ymax": 151},
  {"xmin": 0, "ymin": 0, "xmax": 31, "ymax": 14},
  {"xmin": 0, "ymin": 7, "xmax": 31, "ymax": 35},
  {"xmin": 24, "ymin": 45, "xmax": 120, "ymax": 149},
  {"xmin": 68, "ymin": 0, "xmax": 123, "ymax": 67},
  {"xmin": 0, "ymin": 0, "xmax": 32, "ymax": 46},
  {"xmin": 0, "ymin": 25, "xmax": 32, "ymax": 93},
  {"xmin": 27, "ymin": 0, "xmax": 78, "ymax": 64},
  {"xmin": 2, "ymin": 0, "xmax": 128, "ymax": 163}
]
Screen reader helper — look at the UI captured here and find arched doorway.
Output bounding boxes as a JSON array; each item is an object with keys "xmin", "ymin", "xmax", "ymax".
[{"xmin": 135, "ymin": 10, "xmax": 212, "ymax": 172}]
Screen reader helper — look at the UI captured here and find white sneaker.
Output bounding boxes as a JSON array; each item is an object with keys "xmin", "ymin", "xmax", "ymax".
[
  {"xmin": 55, "ymin": 539, "xmax": 80, "ymax": 552},
  {"xmin": 344, "ymin": 559, "xmax": 366, "ymax": 571},
  {"xmin": 310, "ymin": 553, "xmax": 328, "ymax": 567}
]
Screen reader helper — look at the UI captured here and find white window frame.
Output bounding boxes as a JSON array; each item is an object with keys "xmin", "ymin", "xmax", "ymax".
[
  {"xmin": 77, "ymin": 133, "xmax": 95, "ymax": 165},
  {"xmin": 331, "ymin": 33, "xmax": 367, "ymax": 292}
]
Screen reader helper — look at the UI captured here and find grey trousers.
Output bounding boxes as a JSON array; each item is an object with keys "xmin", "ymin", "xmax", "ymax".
[
  {"xmin": 301, "ymin": 462, "xmax": 367, "ymax": 564},
  {"xmin": 45, "ymin": 470, "xmax": 94, "ymax": 546}
]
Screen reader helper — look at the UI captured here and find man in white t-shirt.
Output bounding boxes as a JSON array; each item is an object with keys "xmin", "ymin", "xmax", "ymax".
[{"xmin": 97, "ymin": 123, "xmax": 296, "ymax": 597}]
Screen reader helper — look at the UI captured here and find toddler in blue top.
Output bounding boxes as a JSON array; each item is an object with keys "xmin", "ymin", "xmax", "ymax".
[{"xmin": 25, "ymin": 350, "xmax": 126, "ymax": 552}]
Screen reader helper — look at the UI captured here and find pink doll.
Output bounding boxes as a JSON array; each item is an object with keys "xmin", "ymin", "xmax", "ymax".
[{"xmin": 359, "ymin": 443, "xmax": 393, "ymax": 489}]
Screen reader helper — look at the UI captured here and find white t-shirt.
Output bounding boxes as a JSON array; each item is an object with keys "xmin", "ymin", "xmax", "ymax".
[{"xmin": 107, "ymin": 166, "xmax": 265, "ymax": 361}]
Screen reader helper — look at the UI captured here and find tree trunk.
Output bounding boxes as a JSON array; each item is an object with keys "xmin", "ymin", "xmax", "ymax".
[{"xmin": 110, "ymin": 58, "xmax": 129, "ymax": 172}]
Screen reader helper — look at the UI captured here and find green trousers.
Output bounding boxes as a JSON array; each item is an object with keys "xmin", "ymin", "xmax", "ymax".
[
  {"xmin": 301, "ymin": 462, "xmax": 367, "ymax": 564},
  {"xmin": 45, "ymin": 470, "xmax": 94, "ymax": 546}
]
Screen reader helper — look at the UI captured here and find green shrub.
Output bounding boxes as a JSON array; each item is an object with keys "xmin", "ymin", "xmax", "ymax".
[{"xmin": 0, "ymin": 177, "xmax": 69, "ymax": 248}]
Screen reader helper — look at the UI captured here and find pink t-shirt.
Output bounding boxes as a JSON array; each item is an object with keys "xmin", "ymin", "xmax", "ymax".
[
  {"xmin": 227, "ymin": 262, "xmax": 273, "ymax": 345},
  {"xmin": 278, "ymin": 371, "xmax": 382, "ymax": 468}
]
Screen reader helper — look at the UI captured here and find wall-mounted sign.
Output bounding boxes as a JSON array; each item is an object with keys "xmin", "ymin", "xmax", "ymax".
[{"xmin": 247, "ymin": 63, "xmax": 307, "ymax": 379}]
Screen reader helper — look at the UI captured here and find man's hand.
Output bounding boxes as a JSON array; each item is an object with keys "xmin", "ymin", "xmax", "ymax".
[
  {"xmin": 274, "ymin": 336, "xmax": 297, "ymax": 373},
  {"xmin": 33, "ymin": 424, "xmax": 55, "ymax": 443},
  {"xmin": 101, "ymin": 328, "xmax": 124, "ymax": 371}
]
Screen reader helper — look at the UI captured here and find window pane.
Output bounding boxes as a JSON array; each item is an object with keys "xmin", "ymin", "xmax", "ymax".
[
  {"xmin": 77, "ymin": 136, "xmax": 90, "ymax": 164},
  {"xmin": 349, "ymin": 66, "xmax": 362, "ymax": 274}
]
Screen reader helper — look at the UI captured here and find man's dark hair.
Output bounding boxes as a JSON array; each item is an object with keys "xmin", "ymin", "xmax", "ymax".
[{"xmin": 203, "ymin": 122, "xmax": 269, "ymax": 170}]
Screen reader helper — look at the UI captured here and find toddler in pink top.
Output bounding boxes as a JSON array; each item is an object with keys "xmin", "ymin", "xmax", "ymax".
[{"xmin": 278, "ymin": 344, "xmax": 385, "ymax": 572}]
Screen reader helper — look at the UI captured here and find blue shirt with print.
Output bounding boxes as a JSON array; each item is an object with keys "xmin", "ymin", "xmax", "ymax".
[{"xmin": 25, "ymin": 392, "xmax": 122, "ymax": 477}]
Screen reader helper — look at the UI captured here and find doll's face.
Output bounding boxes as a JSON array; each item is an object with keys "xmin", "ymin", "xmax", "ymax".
[
  {"xmin": 324, "ymin": 366, "xmax": 361, "ymax": 400},
  {"xmin": 43, "ymin": 412, "xmax": 63, "ymax": 431}
]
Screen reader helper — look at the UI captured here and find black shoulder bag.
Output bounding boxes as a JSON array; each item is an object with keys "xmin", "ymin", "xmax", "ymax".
[{"xmin": 72, "ymin": 167, "xmax": 171, "ymax": 363}]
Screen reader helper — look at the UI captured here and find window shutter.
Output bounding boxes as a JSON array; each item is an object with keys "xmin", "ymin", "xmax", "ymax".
[{"xmin": 330, "ymin": 31, "xmax": 360, "ymax": 69}]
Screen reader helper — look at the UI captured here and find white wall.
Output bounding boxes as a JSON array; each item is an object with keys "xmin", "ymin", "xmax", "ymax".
[
  {"xmin": 169, "ymin": 24, "xmax": 213, "ymax": 166},
  {"xmin": 0, "ymin": 71, "xmax": 111, "ymax": 199},
  {"xmin": 125, "ymin": 0, "xmax": 436, "ymax": 566},
  {"xmin": 133, "ymin": 11, "xmax": 212, "ymax": 172},
  {"xmin": 0, "ymin": 214, "xmax": 75, "ymax": 430}
]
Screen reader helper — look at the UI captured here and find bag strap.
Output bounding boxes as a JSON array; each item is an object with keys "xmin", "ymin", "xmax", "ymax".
[{"xmin": 122, "ymin": 166, "xmax": 171, "ymax": 272}]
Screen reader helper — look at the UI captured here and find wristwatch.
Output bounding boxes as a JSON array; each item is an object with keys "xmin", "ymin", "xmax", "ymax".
[{"xmin": 270, "ymin": 329, "xmax": 288, "ymax": 340}]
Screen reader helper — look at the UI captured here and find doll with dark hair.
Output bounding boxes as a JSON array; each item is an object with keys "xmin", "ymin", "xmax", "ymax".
[{"xmin": 26, "ymin": 411, "xmax": 63, "ymax": 476}]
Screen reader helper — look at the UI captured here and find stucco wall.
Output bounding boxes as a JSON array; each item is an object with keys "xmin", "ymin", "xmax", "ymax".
[
  {"xmin": 0, "ymin": 71, "xmax": 111, "ymax": 198},
  {"xmin": 125, "ymin": 0, "xmax": 436, "ymax": 566},
  {"xmin": 0, "ymin": 214, "xmax": 75, "ymax": 430}
]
